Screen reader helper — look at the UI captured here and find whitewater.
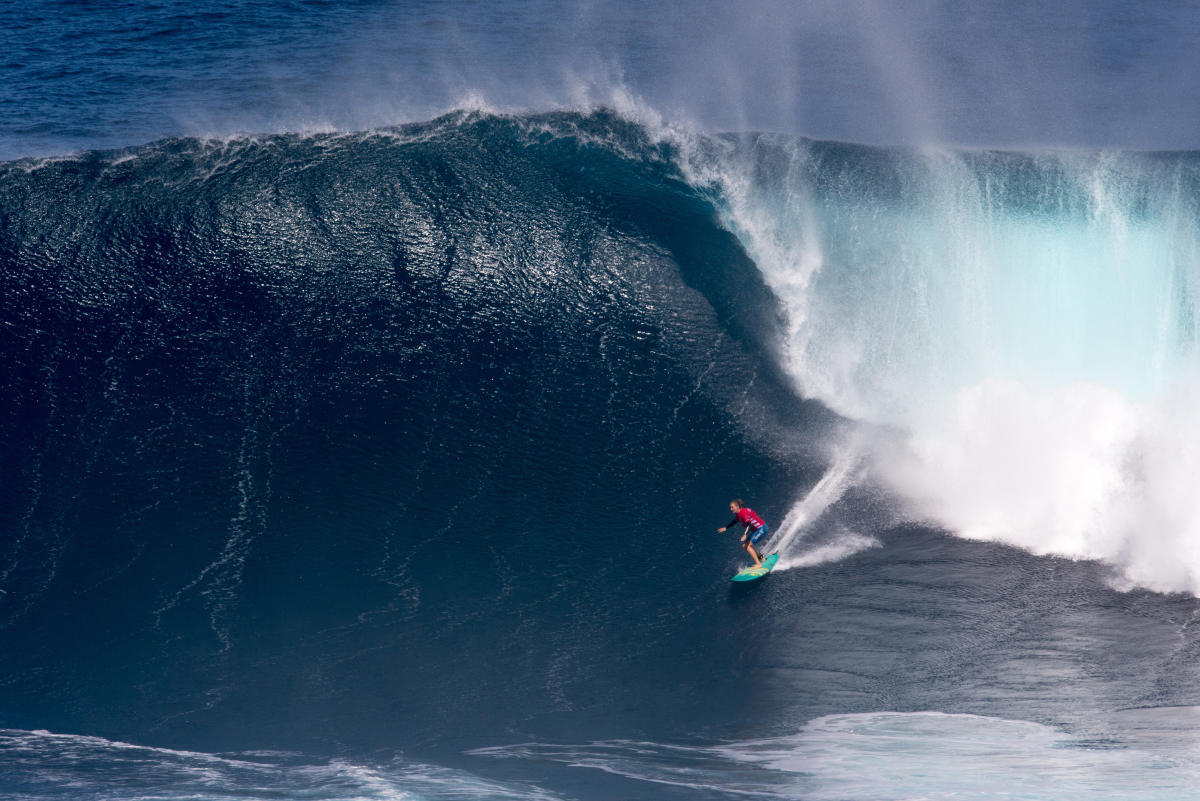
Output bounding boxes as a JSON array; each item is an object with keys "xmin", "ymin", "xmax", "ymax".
[
  {"xmin": 673, "ymin": 132, "xmax": 1200, "ymax": 595},
  {"xmin": 6, "ymin": 2, "xmax": 1200, "ymax": 799}
]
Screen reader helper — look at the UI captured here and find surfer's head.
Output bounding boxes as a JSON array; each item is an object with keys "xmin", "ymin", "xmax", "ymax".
[{"xmin": 729, "ymin": 499, "xmax": 744, "ymax": 512}]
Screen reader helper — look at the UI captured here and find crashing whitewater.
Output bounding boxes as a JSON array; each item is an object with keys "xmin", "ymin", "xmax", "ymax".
[{"xmin": 670, "ymin": 129, "xmax": 1200, "ymax": 594}]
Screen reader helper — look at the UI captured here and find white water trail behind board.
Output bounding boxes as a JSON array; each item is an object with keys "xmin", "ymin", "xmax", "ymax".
[{"xmin": 772, "ymin": 440, "xmax": 877, "ymax": 571}]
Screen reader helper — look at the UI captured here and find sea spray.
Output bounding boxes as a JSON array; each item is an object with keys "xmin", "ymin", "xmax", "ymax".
[
  {"xmin": 770, "ymin": 436, "xmax": 876, "ymax": 571},
  {"xmin": 683, "ymin": 134, "xmax": 1200, "ymax": 594}
]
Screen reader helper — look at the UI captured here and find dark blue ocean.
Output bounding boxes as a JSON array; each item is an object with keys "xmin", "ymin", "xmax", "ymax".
[{"xmin": 5, "ymin": 2, "xmax": 1200, "ymax": 799}]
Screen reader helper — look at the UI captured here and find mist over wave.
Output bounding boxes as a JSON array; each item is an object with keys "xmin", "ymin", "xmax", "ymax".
[
  {"xmin": 8, "ymin": 0, "xmax": 1200, "ymax": 159},
  {"xmin": 681, "ymin": 132, "xmax": 1200, "ymax": 594}
]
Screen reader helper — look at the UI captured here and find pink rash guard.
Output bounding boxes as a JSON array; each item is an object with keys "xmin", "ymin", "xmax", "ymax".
[{"xmin": 726, "ymin": 507, "xmax": 765, "ymax": 532}]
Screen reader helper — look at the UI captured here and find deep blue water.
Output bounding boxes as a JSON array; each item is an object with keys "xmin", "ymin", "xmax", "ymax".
[
  {"xmin": 7, "ymin": 0, "xmax": 1200, "ymax": 159},
  {"xmin": 5, "ymin": 3, "xmax": 1200, "ymax": 800}
]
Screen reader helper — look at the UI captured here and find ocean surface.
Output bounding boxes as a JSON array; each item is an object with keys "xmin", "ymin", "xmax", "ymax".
[{"xmin": 5, "ymin": 2, "xmax": 1200, "ymax": 800}]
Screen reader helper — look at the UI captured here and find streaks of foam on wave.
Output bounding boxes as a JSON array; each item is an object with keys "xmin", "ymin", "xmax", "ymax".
[
  {"xmin": 471, "ymin": 739, "xmax": 783, "ymax": 799},
  {"xmin": 472, "ymin": 710, "xmax": 1200, "ymax": 801},
  {"xmin": 1, "ymin": 358, "xmax": 71, "ymax": 630},
  {"xmin": 721, "ymin": 711, "xmax": 1200, "ymax": 801},
  {"xmin": 0, "ymin": 449, "xmax": 45, "ymax": 628},
  {"xmin": 0, "ymin": 728, "xmax": 563, "ymax": 801},
  {"xmin": 152, "ymin": 416, "xmax": 263, "ymax": 652}
]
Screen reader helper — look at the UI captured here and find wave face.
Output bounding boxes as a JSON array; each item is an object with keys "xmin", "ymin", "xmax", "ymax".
[
  {"xmin": 695, "ymin": 136, "xmax": 1200, "ymax": 593},
  {"xmin": 6, "ymin": 111, "xmax": 1200, "ymax": 799},
  {"xmin": 0, "ymin": 112, "xmax": 829, "ymax": 754}
]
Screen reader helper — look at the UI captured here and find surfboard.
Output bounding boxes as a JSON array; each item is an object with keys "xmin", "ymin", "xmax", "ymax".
[{"xmin": 731, "ymin": 552, "xmax": 779, "ymax": 582}]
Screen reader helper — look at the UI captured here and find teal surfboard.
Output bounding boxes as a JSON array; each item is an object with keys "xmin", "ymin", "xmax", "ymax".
[{"xmin": 731, "ymin": 552, "xmax": 779, "ymax": 582}]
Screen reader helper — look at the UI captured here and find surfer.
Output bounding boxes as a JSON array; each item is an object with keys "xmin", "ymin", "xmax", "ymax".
[{"xmin": 717, "ymin": 499, "xmax": 768, "ymax": 567}]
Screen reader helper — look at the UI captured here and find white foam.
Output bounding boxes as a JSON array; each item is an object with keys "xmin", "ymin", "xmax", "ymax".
[
  {"xmin": 0, "ymin": 728, "xmax": 561, "ymax": 801},
  {"xmin": 876, "ymin": 376, "xmax": 1200, "ymax": 593},
  {"xmin": 779, "ymin": 531, "xmax": 881, "ymax": 569},
  {"xmin": 473, "ymin": 711, "xmax": 1200, "ymax": 800},
  {"xmin": 684, "ymin": 136, "xmax": 1200, "ymax": 595},
  {"xmin": 770, "ymin": 438, "xmax": 877, "ymax": 571},
  {"xmin": 724, "ymin": 710, "xmax": 1200, "ymax": 800}
]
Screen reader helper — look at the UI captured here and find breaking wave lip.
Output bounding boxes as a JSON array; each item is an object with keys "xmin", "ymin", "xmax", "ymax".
[
  {"xmin": 0, "ymin": 728, "xmax": 564, "ymax": 801},
  {"xmin": 471, "ymin": 709, "xmax": 1200, "ymax": 801},
  {"xmin": 656, "ymin": 122, "xmax": 1200, "ymax": 597}
]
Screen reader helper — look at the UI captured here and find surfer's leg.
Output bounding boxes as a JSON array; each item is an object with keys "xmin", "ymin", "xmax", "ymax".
[
  {"xmin": 747, "ymin": 527, "xmax": 767, "ymax": 565},
  {"xmin": 743, "ymin": 539, "xmax": 762, "ymax": 566}
]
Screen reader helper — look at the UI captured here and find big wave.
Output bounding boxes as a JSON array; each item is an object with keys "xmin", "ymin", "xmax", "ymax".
[
  {"xmin": 4, "ymin": 107, "xmax": 1200, "ymax": 753},
  {"xmin": 0, "ymin": 110, "xmax": 828, "ymax": 747}
]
